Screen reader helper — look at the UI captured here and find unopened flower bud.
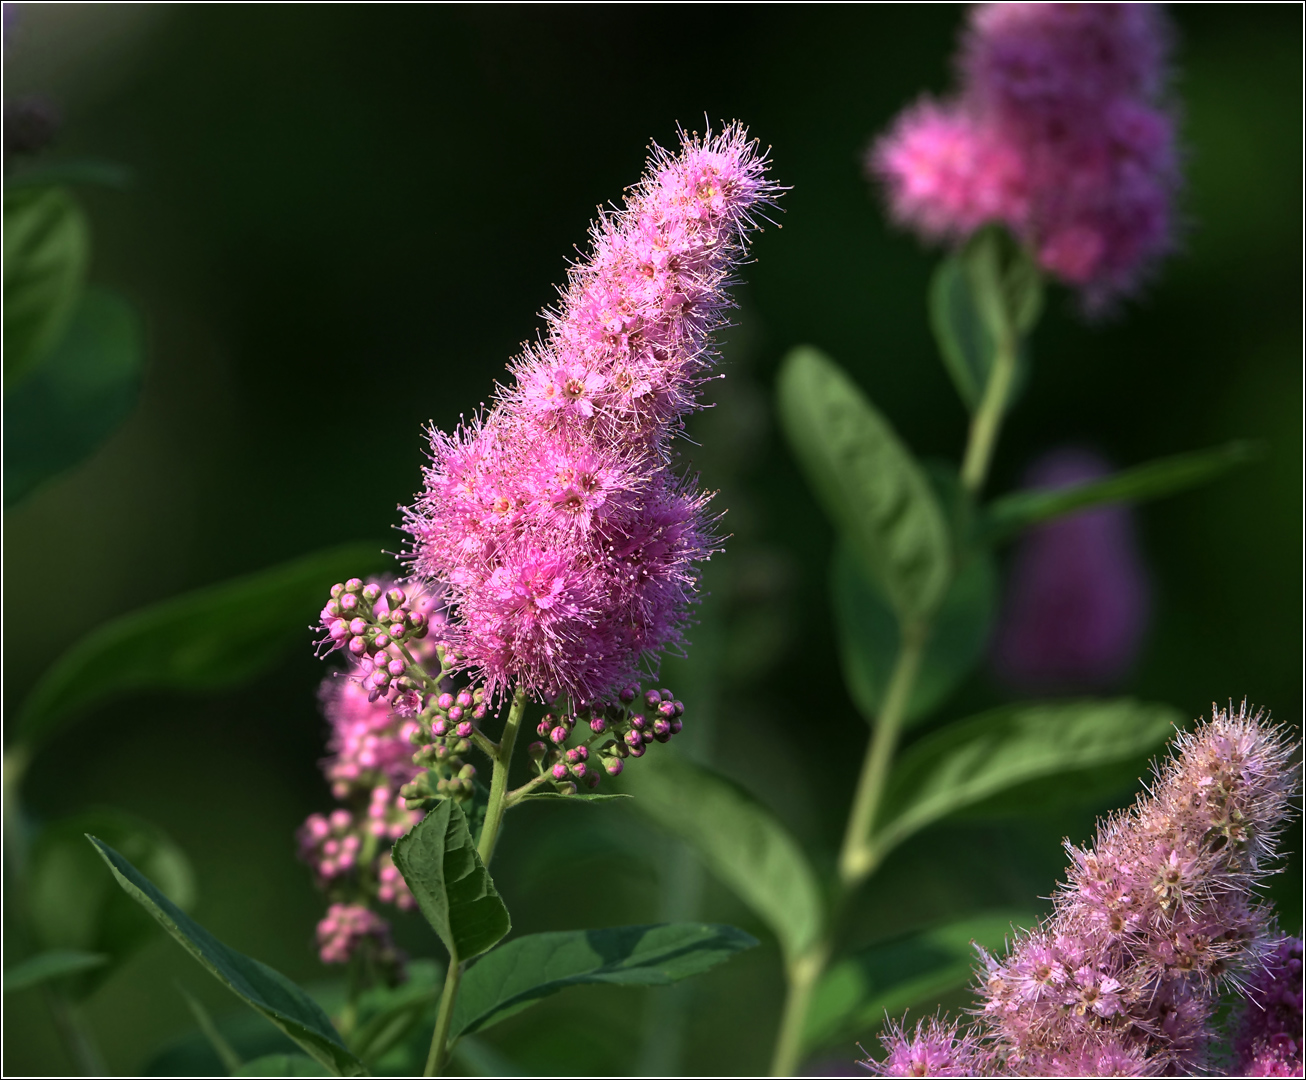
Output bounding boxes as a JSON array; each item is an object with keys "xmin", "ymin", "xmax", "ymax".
[
  {"xmin": 348, "ymin": 636, "xmax": 368, "ymax": 656},
  {"xmin": 438, "ymin": 693, "xmax": 454, "ymax": 710},
  {"xmin": 556, "ymin": 781, "xmax": 578, "ymax": 795},
  {"xmin": 658, "ymin": 700, "xmax": 676, "ymax": 719},
  {"xmin": 673, "ymin": 701, "xmax": 684, "ymax": 717},
  {"xmin": 624, "ymin": 729, "xmax": 643, "ymax": 749},
  {"xmin": 472, "ymin": 703, "xmax": 487, "ymax": 720},
  {"xmin": 345, "ymin": 578, "xmax": 363, "ymax": 593},
  {"xmin": 341, "ymin": 593, "xmax": 359, "ymax": 612},
  {"xmin": 619, "ymin": 687, "xmax": 637, "ymax": 704},
  {"xmin": 386, "ymin": 587, "xmax": 406, "ymax": 608},
  {"xmin": 630, "ymin": 713, "xmax": 647, "ymax": 730},
  {"xmin": 670, "ymin": 719, "xmax": 682, "ymax": 735},
  {"xmin": 604, "ymin": 757, "xmax": 624, "ymax": 777},
  {"xmin": 374, "ymin": 633, "xmax": 391, "ymax": 649},
  {"xmin": 551, "ymin": 763, "xmax": 570, "ymax": 781},
  {"xmin": 584, "ymin": 771, "xmax": 601, "ymax": 790},
  {"xmin": 653, "ymin": 718, "xmax": 672, "ymax": 741},
  {"xmin": 571, "ymin": 762, "xmax": 589, "ymax": 780},
  {"xmin": 362, "ymin": 583, "xmax": 382, "ymax": 603},
  {"xmin": 455, "ymin": 738, "xmax": 471, "ymax": 754},
  {"xmin": 448, "ymin": 706, "xmax": 464, "ymax": 722},
  {"xmin": 331, "ymin": 583, "xmax": 346, "ymax": 599},
  {"xmin": 456, "ymin": 690, "xmax": 473, "ymax": 708},
  {"xmin": 590, "ymin": 716, "xmax": 608, "ymax": 734},
  {"xmin": 432, "ymin": 718, "xmax": 449, "ymax": 737},
  {"xmin": 387, "ymin": 658, "xmax": 404, "ymax": 676},
  {"xmin": 550, "ymin": 725, "xmax": 569, "ymax": 746},
  {"xmin": 458, "ymin": 763, "xmax": 476, "ymax": 780},
  {"xmin": 389, "ymin": 622, "xmax": 406, "ymax": 638},
  {"xmin": 528, "ymin": 741, "xmax": 548, "ymax": 760},
  {"xmin": 537, "ymin": 719, "xmax": 554, "ymax": 738},
  {"xmin": 645, "ymin": 689, "xmax": 662, "ymax": 708},
  {"xmin": 626, "ymin": 742, "xmax": 646, "ymax": 758},
  {"xmin": 566, "ymin": 746, "xmax": 589, "ymax": 764},
  {"xmin": 456, "ymin": 721, "xmax": 473, "ymax": 738}
]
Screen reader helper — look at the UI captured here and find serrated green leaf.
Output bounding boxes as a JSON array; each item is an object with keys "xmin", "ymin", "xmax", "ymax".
[
  {"xmin": 234, "ymin": 1055, "xmax": 333, "ymax": 1077},
  {"xmin": 619, "ymin": 754, "xmax": 824, "ymax": 964},
  {"xmin": 28, "ymin": 809, "xmax": 194, "ymax": 999},
  {"xmin": 872, "ymin": 700, "xmax": 1180, "ymax": 863},
  {"xmin": 777, "ymin": 346, "xmax": 950, "ymax": 620},
  {"xmin": 451, "ymin": 923, "xmax": 757, "ymax": 1039},
  {"xmin": 87, "ymin": 836, "xmax": 362, "ymax": 1077},
  {"xmin": 2, "ymin": 949, "xmax": 108, "ymax": 993},
  {"xmin": 15, "ymin": 542, "xmax": 389, "ymax": 750},
  {"xmin": 981, "ymin": 441, "xmax": 1262, "ymax": 543},
  {"xmin": 4, "ymin": 287, "xmax": 145, "ymax": 507},
  {"xmin": 391, "ymin": 801, "xmax": 510, "ymax": 963},
  {"xmin": 804, "ymin": 910, "xmax": 1033, "ymax": 1052},
  {"xmin": 3, "ymin": 185, "xmax": 89, "ymax": 387},
  {"xmin": 832, "ymin": 539, "xmax": 995, "ymax": 727}
]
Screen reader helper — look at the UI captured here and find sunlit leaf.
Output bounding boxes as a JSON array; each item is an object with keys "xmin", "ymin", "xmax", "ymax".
[
  {"xmin": 87, "ymin": 837, "xmax": 362, "ymax": 1077},
  {"xmin": 777, "ymin": 346, "xmax": 951, "ymax": 621},
  {"xmin": 4, "ymin": 287, "xmax": 145, "ymax": 507},
  {"xmin": 15, "ymin": 542, "xmax": 389, "ymax": 750},
  {"xmin": 871, "ymin": 700, "xmax": 1180, "ymax": 862},
  {"xmin": 452, "ymin": 922, "xmax": 756, "ymax": 1039},
  {"xmin": 619, "ymin": 754, "xmax": 824, "ymax": 965},
  {"xmin": 390, "ymin": 800, "xmax": 511, "ymax": 964}
]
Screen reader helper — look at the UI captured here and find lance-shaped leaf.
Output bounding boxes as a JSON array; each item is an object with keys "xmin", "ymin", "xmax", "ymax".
[
  {"xmin": 981, "ymin": 441, "xmax": 1262, "ymax": 543},
  {"xmin": 619, "ymin": 754, "xmax": 824, "ymax": 965},
  {"xmin": 3, "ymin": 185, "xmax": 89, "ymax": 387},
  {"xmin": 15, "ymin": 542, "xmax": 388, "ymax": 749},
  {"xmin": 832, "ymin": 540, "xmax": 995, "ymax": 728},
  {"xmin": 452, "ymin": 922, "xmax": 757, "ymax": 1039},
  {"xmin": 803, "ymin": 910, "xmax": 1034, "ymax": 1052},
  {"xmin": 2, "ymin": 950, "xmax": 108, "ymax": 994},
  {"xmin": 4, "ymin": 287, "xmax": 146, "ymax": 508},
  {"xmin": 391, "ymin": 801, "xmax": 510, "ymax": 963},
  {"xmin": 871, "ymin": 700, "xmax": 1180, "ymax": 863},
  {"xmin": 87, "ymin": 837, "xmax": 363, "ymax": 1077},
  {"xmin": 777, "ymin": 346, "xmax": 950, "ymax": 620}
]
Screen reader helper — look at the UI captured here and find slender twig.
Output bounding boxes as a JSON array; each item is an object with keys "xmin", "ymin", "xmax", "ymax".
[{"xmin": 423, "ymin": 957, "xmax": 462, "ymax": 1077}]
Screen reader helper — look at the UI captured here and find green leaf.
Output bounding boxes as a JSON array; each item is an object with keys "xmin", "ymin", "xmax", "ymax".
[
  {"xmin": 981, "ymin": 441, "xmax": 1263, "ymax": 543},
  {"xmin": 451, "ymin": 922, "xmax": 758, "ymax": 1039},
  {"xmin": 4, "ymin": 287, "xmax": 145, "ymax": 507},
  {"xmin": 929, "ymin": 226, "xmax": 1041, "ymax": 412},
  {"xmin": 4, "ymin": 158, "xmax": 134, "ymax": 190},
  {"xmin": 181, "ymin": 982, "xmax": 246, "ymax": 1074},
  {"xmin": 451, "ymin": 1036, "xmax": 522, "ymax": 1077},
  {"xmin": 832, "ymin": 539, "xmax": 995, "ymax": 727},
  {"xmin": 2, "ymin": 949, "xmax": 108, "ymax": 993},
  {"xmin": 804, "ymin": 910, "xmax": 1033, "ymax": 1052},
  {"xmin": 28, "ymin": 808, "xmax": 195, "ymax": 999},
  {"xmin": 777, "ymin": 346, "xmax": 950, "ymax": 620},
  {"xmin": 233, "ymin": 1055, "xmax": 333, "ymax": 1077},
  {"xmin": 619, "ymin": 754, "xmax": 824, "ymax": 965},
  {"xmin": 347, "ymin": 960, "xmax": 441, "ymax": 1064},
  {"xmin": 3, "ymin": 185, "xmax": 89, "ymax": 387},
  {"xmin": 871, "ymin": 700, "xmax": 1181, "ymax": 863},
  {"xmin": 87, "ymin": 836, "xmax": 363, "ymax": 1077},
  {"xmin": 515, "ymin": 792, "xmax": 631, "ymax": 803},
  {"xmin": 390, "ymin": 800, "xmax": 511, "ymax": 963},
  {"xmin": 15, "ymin": 542, "xmax": 389, "ymax": 750}
]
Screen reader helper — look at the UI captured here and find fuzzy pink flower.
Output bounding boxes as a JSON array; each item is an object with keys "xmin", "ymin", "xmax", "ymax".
[
  {"xmin": 1234, "ymin": 936, "xmax": 1305, "ymax": 1077},
  {"xmin": 406, "ymin": 124, "xmax": 777, "ymax": 703},
  {"xmin": 862, "ymin": 1015, "xmax": 988, "ymax": 1077},
  {"xmin": 315, "ymin": 902, "xmax": 404, "ymax": 976}
]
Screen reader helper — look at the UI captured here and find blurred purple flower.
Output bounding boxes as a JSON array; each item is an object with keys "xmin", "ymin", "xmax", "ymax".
[
  {"xmin": 1233, "ymin": 936, "xmax": 1304, "ymax": 1077},
  {"xmin": 990, "ymin": 447, "xmax": 1149, "ymax": 693}
]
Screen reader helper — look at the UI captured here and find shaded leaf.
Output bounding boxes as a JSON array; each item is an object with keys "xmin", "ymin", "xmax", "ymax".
[
  {"xmin": 2, "ymin": 949, "xmax": 108, "ymax": 993},
  {"xmin": 181, "ymin": 983, "xmax": 245, "ymax": 1074},
  {"xmin": 15, "ymin": 542, "xmax": 389, "ymax": 749},
  {"xmin": 832, "ymin": 539, "xmax": 995, "ymax": 727},
  {"xmin": 347, "ymin": 959, "xmax": 441, "ymax": 1064},
  {"xmin": 515, "ymin": 792, "xmax": 630, "ymax": 803},
  {"xmin": 87, "ymin": 837, "xmax": 362, "ymax": 1076},
  {"xmin": 777, "ymin": 346, "xmax": 950, "ymax": 620},
  {"xmin": 619, "ymin": 754, "xmax": 824, "ymax": 964},
  {"xmin": 452, "ymin": 922, "xmax": 757, "ymax": 1039},
  {"xmin": 872, "ymin": 700, "xmax": 1180, "ymax": 862},
  {"xmin": 4, "ymin": 287, "xmax": 145, "ymax": 507},
  {"xmin": 452, "ymin": 1036, "xmax": 523, "ymax": 1077},
  {"xmin": 804, "ymin": 910, "xmax": 1034, "ymax": 1052},
  {"xmin": 391, "ymin": 801, "xmax": 510, "ymax": 963},
  {"xmin": 234, "ymin": 1055, "xmax": 332, "ymax": 1077},
  {"xmin": 4, "ymin": 158, "xmax": 134, "ymax": 190},
  {"xmin": 3, "ymin": 185, "xmax": 89, "ymax": 387},
  {"xmin": 28, "ymin": 808, "xmax": 195, "ymax": 999},
  {"xmin": 981, "ymin": 441, "xmax": 1262, "ymax": 543}
]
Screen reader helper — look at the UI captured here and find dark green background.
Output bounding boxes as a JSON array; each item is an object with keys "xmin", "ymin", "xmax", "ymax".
[{"xmin": 4, "ymin": 5, "xmax": 1301, "ymax": 1075}]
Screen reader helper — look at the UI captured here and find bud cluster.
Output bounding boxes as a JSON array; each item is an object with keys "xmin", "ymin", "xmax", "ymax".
[
  {"xmin": 526, "ymin": 684, "xmax": 685, "ymax": 794},
  {"xmin": 316, "ymin": 902, "xmax": 406, "ymax": 983},
  {"xmin": 399, "ymin": 686, "xmax": 488, "ymax": 809}
]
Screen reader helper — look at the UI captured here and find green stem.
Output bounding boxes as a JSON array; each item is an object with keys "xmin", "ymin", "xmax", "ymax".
[
  {"xmin": 46, "ymin": 991, "xmax": 106, "ymax": 1076},
  {"xmin": 959, "ymin": 331, "xmax": 1017, "ymax": 497},
  {"xmin": 477, "ymin": 686, "xmax": 528, "ymax": 866},
  {"xmin": 836, "ymin": 623, "xmax": 928, "ymax": 889},
  {"xmin": 769, "ymin": 944, "xmax": 829, "ymax": 1077},
  {"xmin": 424, "ymin": 956, "xmax": 462, "ymax": 1077}
]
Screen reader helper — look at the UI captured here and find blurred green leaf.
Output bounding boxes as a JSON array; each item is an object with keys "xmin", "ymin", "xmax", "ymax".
[
  {"xmin": 619, "ymin": 754, "xmax": 824, "ymax": 965},
  {"xmin": 347, "ymin": 960, "xmax": 441, "ymax": 1064},
  {"xmin": 28, "ymin": 809, "xmax": 194, "ymax": 999},
  {"xmin": 803, "ymin": 910, "xmax": 1033, "ymax": 1052},
  {"xmin": 515, "ymin": 792, "xmax": 631, "ymax": 803},
  {"xmin": 832, "ymin": 539, "xmax": 995, "ymax": 727},
  {"xmin": 233, "ymin": 1055, "xmax": 332, "ymax": 1077},
  {"xmin": 4, "ymin": 158, "xmax": 135, "ymax": 190},
  {"xmin": 87, "ymin": 836, "xmax": 362, "ymax": 1076},
  {"xmin": 391, "ymin": 800, "xmax": 510, "ymax": 964},
  {"xmin": 181, "ymin": 983, "xmax": 245, "ymax": 1074},
  {"xmin": 15, "ymin": 542, "xmax": 389, "ymax": 750},
  {"xmin": 142, "ymin": 1005, "xmax": 303, "ymax": 1077},
  {"xmin": 2, "ymin": 949, "xmax": 108, "ymax": 993},
  {"xmin": 777, "ymin": 346, "xmax": 950, "ymax": 621},
  {"xmin": 981, "ymin": 441, "xmax": 1262, "ymax": 543},
  {"xmin": 451, "ymin": 1036, "xmax": 522, "ymax": 1076},
  {"xmin": 451, "ymin": 922, "xmax": 757, "ymax": 1040},
  {"xmin": 929, "ymin": 226, "xmax": 1040, "ymax": 412},
  {"xmin": 3, "ymin": 185, "xmax": 89, "ymax": 388},
  {"xmin": 4, "ymin": 287, "xmax": 145, "ymax": 507},
  {"xmin": 872, "ymin": 700, "xmax": 1181, "ymax": 862}
]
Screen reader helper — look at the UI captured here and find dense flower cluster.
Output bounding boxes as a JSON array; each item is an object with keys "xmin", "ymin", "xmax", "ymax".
[
  {"xmin": 990, "ymin": 448, "xmax": 1149, "ymax": 692},
  {"xmin": 872, "ymin": 3, "xmax": 1179, "ymax": 307},
  {"xmin": 864, "ymin": 703, "xmax": 1300, "ymax": 1076},
  {"xmin": 316, "ymin": 902, "xmax": 405, "ymax": 980},
  {"xmin": 404, "ymin": 124, "xmax": 778, "ymax": 704},
  {"xmin": 1232, "ymin": 936, "xmax": 1304, "ymax": 1077}
]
